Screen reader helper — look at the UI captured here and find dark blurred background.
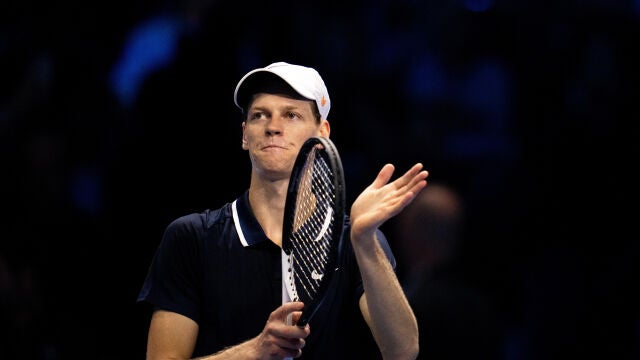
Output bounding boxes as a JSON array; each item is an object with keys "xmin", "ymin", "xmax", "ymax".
[{"xmin": 1, "ymin": 0, "xmax": 636, "ymax": 359}]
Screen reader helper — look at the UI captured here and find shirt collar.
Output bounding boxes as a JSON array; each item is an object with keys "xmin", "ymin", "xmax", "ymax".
[{"xmin": 232, "ymin": 190, "xmax": 271, "ymax": 247}]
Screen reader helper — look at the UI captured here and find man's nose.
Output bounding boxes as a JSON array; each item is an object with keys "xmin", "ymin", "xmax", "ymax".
[{"xmin": 265, "ymin": 116, "xmax": 284, "ymax": 135}]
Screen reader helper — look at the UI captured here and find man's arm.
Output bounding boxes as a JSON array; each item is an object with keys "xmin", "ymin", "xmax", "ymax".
[
  {"xmin": 145, "ymin": 302, "xmax": 310, "ymax": 360},
  {"xmin": 355, "ymin": 235, "xmax": 419, "ymax": 360},
  {"xmin": 349, "ymin": 163, "xmax": 428, "ymax": 360},
  {"xmin": 147, "ymin": 310, "xmax": 198, "ymax": 359}
]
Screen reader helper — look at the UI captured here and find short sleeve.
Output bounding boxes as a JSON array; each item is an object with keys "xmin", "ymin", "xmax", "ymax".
[{"xmin": 137, "ymin": 213, "xmax": 204, "ymax": 322}]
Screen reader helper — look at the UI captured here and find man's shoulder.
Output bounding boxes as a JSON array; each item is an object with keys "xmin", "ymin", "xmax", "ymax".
[
  {"xmin": 166, "ymin": 202, "xmax": 234, "ymax": 233},
  {"xmin": 203, "ymin": 202, "xmax": 234, "ymax": 226}
]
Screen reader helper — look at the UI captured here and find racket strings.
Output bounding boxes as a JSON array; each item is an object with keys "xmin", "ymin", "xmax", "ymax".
[{"xmin": 289, "ymin": 148, "xmax": 337, "ymax": 302}]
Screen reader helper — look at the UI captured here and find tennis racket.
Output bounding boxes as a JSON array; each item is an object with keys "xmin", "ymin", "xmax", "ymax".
[{"xmin": 282, "ymin": 136, "xmax": 346, "ymax": 327}]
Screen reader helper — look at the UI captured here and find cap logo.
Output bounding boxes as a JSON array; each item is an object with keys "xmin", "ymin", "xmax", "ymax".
[{"xmin": 321, "ymin": 95, "xmax": 327, "ymax": 107}]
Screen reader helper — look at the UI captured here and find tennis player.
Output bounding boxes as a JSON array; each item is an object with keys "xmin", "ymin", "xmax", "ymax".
[{"xmin": 137, "ymin": 61, "xmax": 427, "ymax": 359}]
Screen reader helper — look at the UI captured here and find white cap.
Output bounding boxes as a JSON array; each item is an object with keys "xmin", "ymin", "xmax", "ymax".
[{"xmin": 234, "ymin": 62, "xmax": 331, "ymax": 120}]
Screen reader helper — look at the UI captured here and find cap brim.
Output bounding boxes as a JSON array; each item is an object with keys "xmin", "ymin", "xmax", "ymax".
[{"xmin": 234, "ymin": 70, "xmax": 314, "ymax": 112}]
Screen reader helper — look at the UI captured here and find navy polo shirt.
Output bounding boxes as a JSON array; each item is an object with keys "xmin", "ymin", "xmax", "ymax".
[{"xmin": 138, "ymin": 190, "xmax": 395, "ymax": 359}]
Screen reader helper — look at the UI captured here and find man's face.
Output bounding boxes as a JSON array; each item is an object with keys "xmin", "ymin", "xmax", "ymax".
[{"xmin": 242, "ymin": 93, "xmax": 329, "ymax": 181}]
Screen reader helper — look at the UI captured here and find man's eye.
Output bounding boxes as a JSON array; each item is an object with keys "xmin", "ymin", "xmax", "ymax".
[
  {"xmin": 250, "ymin": 112, "xmax": 263, "ymax": 120},
  {"xmin": 286, "ymin": 112, "xmax": 299, "ymax": 119}
]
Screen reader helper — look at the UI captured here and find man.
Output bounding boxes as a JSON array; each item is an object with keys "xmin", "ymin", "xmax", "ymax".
[{"xmin": 138, "ymin": 61, "xmax": 426, "ymax": 359}]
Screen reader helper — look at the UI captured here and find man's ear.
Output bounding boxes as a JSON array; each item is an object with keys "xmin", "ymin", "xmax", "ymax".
[
  {"xmin": 319, "ymin": 119, "xmax": 331, "ymax": 138},
  {"xmin": 241, "ymin": 122, "xmax": 248, "ymax": 150}
]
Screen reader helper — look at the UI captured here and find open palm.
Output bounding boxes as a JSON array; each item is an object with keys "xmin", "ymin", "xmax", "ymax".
[{"xmin": 350, "ymin": 163, "xmax": 429, "ymax": 240}]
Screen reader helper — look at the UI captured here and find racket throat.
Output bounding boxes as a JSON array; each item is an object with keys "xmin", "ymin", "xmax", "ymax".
[{"xmin": 282, "ymin": 250, "xmax": 298, "ymax": 303}]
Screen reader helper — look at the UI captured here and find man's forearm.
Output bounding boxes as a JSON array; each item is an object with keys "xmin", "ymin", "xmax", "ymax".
[
  {"xmin": 353, "ymin": 233, "xmax": 419, "ymax": 360},
  {"xmin": 191, "ymin": 338, "xmax": 258, "ymax": 360}
]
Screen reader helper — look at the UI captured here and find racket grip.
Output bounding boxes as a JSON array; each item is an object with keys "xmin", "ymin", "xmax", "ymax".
[{"xmin": 284, "ymin": 313, "xmax": 294, "ymax": 360}]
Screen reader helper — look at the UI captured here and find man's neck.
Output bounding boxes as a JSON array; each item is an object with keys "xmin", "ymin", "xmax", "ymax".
[{"xmin": 247, "ymin": 176, "xmax": 288, "ymax": 247}]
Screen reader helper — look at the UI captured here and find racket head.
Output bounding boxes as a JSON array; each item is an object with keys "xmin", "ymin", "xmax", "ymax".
[{"xmin": 282, "ymin": 136, "xmax": 346, "ymax": 326}]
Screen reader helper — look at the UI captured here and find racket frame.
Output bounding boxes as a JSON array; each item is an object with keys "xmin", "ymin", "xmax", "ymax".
[{"xmin": 282, "ymin": 136, "xmax": 346, "ymax": 326}]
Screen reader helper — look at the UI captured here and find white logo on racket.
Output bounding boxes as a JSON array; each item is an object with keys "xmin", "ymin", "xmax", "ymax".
[
  {"xmin": 311, "ymin": 270, "xmax": 324, "ymax": 281},
  {"xmin": 313, "ymin": 207, "xmax": 333, "ymax": 242}
]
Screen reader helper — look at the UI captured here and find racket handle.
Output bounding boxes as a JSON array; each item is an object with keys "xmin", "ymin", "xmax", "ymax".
[{"xmin": 284, "ymin": 313, "xmax": 294, "ymax": 360}]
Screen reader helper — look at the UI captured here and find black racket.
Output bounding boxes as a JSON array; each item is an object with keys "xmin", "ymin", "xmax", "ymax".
[{"xmin": 282, "ymin": 136, "xmax": 346, "ymax": 327}]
